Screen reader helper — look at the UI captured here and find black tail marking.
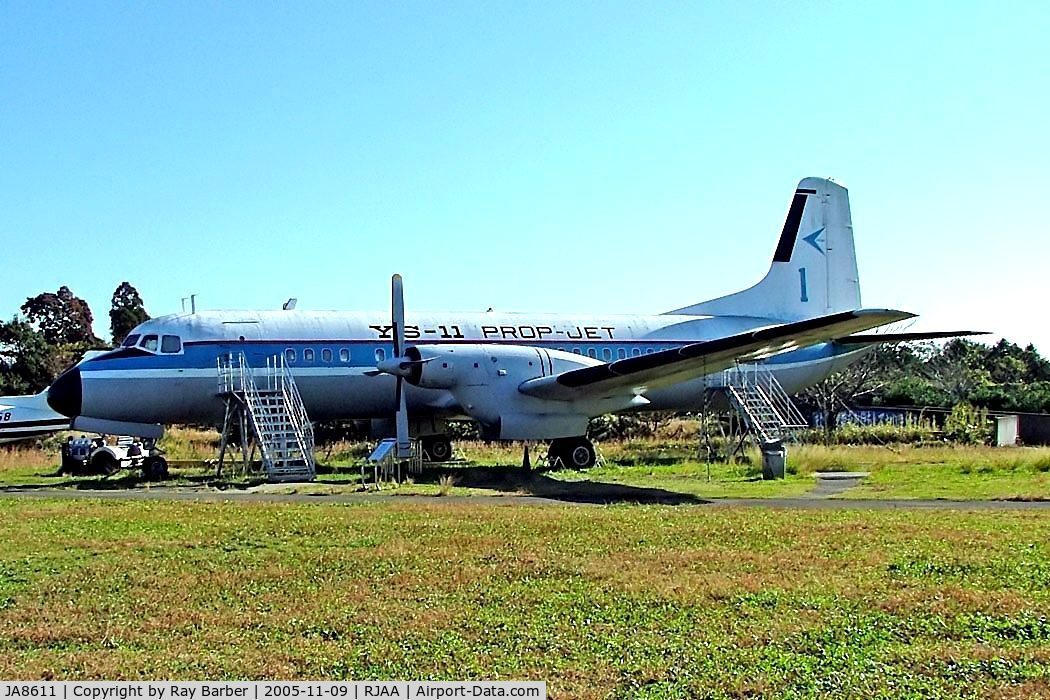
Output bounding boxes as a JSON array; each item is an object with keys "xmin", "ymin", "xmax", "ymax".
[{"xmin": 772, "ymin": 190, "xmax": 811, "ymax": 263}]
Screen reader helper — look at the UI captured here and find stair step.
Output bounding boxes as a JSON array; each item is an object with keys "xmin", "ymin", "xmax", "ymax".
[{"xmin": 219, "ymin": 352, "xmax": 317, "ymax": 483}]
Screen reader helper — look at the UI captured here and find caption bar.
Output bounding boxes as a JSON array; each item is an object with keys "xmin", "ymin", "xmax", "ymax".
[{"xmin": 0, "ymin": 683, "xmax": 546, "ymax": 700}]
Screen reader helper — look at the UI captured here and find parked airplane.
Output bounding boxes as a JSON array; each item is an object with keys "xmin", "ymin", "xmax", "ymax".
[
  {"xmin": 0, "ymin": 389, "xmax": 71, "ymax": 445},
  {"xmin": 46, "ymin": 177, "xmax": 972, "ymax": 467}
]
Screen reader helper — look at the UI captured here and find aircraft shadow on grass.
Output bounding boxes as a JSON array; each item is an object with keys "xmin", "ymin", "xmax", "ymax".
[
  {"xmin": 2, "ymin": 464, "xmax": 706, "ymax": 505},
  {"xmin": 390, "ymin": 465, "xmax": 708, "ymax": 505},
  {"xmin": 0, "ymin": 469, "xmax": 229, "ymax": 492}
]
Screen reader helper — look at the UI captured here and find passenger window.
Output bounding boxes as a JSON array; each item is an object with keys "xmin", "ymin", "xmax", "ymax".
[
  {"xmin": 632, "ymin": 348, "xmax": 641, "ymax": 357},
  {"xmin": 140, "ymin": 335, "xmax": 159, "ymax": 352},
  {"xmin": 587, "ymin": 348, "xmax": 597, "ymax": 359},
  {"xmin": 123, "ymin": 334, "xmax": 141, "ymax": 348},
  {"xmin": 304, "ymin": 348, "xmax": 315, "ymax": 363},
  {"xmin": 572, "ymin": 348, "xmax": 581, "ymax": 355},
  {"xmin": 375, "ymin": 348, "xmax": 386, "ymax": 362},
  {"xmin": 161, "ymin": 335, "xmax": 182, "ymax": 353},
  {"xmin": 602, "ymin": 348, "xmax": 612, "ymax": 361},
  {"xmin": 339, "ymin": 348, "xmax": 349, "ymax": 363},
  {"xmin": 285, "ymin": 348, "xmax": 296, "ymax": 364},
  {"xmin": 645, "ymin": 348, "xmax": 654, "ymax": 355},
  {"xmin": 617, "ymin": 348, "xmax": 626, "ymax": 360},
  {"xmin": 322, "ymin": 348, "xmax": 332, "ymax": 363}
]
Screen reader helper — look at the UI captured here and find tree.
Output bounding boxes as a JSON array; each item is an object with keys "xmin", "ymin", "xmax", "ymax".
[
  {"xmin": 924, "ymin": 339, "xmax": 994, "ymax": 405},
  {"xmin": 20, "ymin": 286, "xmax": 100, "ymax": 346},
  {"xmin": 796, "ymin": 346, "xmax": 891, "ymax": 440},
  {"xmin": 0, "ymin": 318, "xmax": 55, "ymax": 394},
  {"xmin": 877, "ymin": 342, "xmax": 951, "ymax": 407},
  {"xmin": 109, "ymin": 281, "xmax": 150, "ymax": 345}
]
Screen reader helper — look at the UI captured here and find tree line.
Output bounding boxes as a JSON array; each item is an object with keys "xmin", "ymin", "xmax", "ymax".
[
  {"xmin": 797, "ymin": 338, "xmax": 1050, "ymax": 430},
  {"xmin": 0, "ymin": 283, "xmax": 147, "ymax": 394}
]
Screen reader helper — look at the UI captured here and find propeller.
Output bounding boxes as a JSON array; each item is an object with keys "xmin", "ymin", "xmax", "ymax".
[
  {"xmin": 366, "ymin": 274, "xmax": 419, "ymax": 459},
  {"xmin": 391, "ymin": 274, "xmax": 410, "ymax": 459}
]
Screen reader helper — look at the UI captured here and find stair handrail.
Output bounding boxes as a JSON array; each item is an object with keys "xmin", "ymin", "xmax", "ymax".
[
  {"xmin": 273, "ymin": 354, "xmax": 316, "ymax": 471},
  {"xmin": 220, "ymin": 352, "xmax": 276, "ymax": 469},
  {"xmin": 722, "ymin": 364, "xmax": 807, "ymax": 442},
  {"xmin": 759, "ymin": 372, "xmax": 809, "ymax": 428}
]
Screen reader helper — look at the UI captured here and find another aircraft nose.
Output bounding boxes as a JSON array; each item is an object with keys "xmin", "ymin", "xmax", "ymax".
[{"xmin": 47, "ymin": 367, "xmax": 82, "ymax": 417}]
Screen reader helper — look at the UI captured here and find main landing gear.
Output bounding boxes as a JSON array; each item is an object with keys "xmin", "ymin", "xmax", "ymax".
[
  {"xmin": 421, "ymin": 435, "xmax": 453, "ymax": 462},
  {"xmin": 547, "ymin": 437, "xmax": 597, "ymax": 469}
]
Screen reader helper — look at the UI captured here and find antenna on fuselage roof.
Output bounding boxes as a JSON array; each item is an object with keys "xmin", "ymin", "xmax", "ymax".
[
  {"xmin": 181, "ymin": 295, "xmax": 197, "ymax": 314},
  {"xmin": 283, "ymin": 298, "xmax": 297, "ymax": 310}
]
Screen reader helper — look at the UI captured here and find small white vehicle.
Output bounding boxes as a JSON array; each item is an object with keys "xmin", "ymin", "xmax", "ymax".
[{"xmin": 61, "ymin": 435, "xmax": 169, "ymax": 480}]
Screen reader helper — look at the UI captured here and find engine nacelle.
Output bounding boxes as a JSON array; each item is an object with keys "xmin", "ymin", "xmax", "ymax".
[
  {"xmin": 405, "ymin": 344, "xmax": 599, "ymax": 392},
  {"xmin": 403, "ymin": 344, "xmax": 603, "ymax": 439}
]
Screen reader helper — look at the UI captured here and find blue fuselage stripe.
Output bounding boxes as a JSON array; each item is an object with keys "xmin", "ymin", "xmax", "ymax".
[{"xmin": 79, "ymin": 338, "xmax": 850, "ymax": 374}]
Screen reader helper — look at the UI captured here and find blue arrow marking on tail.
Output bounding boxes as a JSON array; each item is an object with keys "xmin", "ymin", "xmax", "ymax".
[{"xmin": 803, "ymin": 227, "xmax": 826, "ymax": 255}]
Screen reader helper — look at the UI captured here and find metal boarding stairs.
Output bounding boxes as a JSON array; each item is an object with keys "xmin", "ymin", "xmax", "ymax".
[
  {"xmin": 217, "ymin": 352, "xmax": 316, "ymax": 482},
  {"xmin": 721, "ymin": 364, "xmax": 808, "ymax": 444}
]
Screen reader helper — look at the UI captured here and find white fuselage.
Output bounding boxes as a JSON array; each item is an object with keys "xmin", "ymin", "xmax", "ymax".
[{"xmin": 51, "ymin": 309, "xmax": 870, "ymax": 431}]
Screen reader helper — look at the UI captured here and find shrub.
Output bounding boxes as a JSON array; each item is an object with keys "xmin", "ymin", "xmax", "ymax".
[{"xmin": 943, "ymin": 403, "xmax": 993, "ymax": 445}]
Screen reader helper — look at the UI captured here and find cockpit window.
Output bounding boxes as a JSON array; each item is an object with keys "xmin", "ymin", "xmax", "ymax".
[
  {"xmin": 161, "ymin": 335, "xmax": 182, "ymax": 353},
  {"xmin": 123, "ymin": 334, "xmax": 141, "ymax": 348},
  {"xmin": 140, "ymin": 335, "xmax": 159, "ymax": 352}
]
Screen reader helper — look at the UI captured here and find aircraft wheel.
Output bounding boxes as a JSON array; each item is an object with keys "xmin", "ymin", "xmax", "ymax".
[
  {"xmin": 548, "ymin": 437, "xmax": 596, "ymax": 469},
  {"xmin": 424, "ymin": 436, "xmax": 453, "ymax": 462},
  {"xmin": 91, "ymin": 452, "xmax": 119, "ymax": 476},
  {"xmin": 143, "ymin": 456, "xmax": 169, "ymax": 481}
]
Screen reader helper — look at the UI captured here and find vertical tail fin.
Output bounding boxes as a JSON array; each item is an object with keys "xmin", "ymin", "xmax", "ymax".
[{"xmin": 669, "ymin": 177, "xmax": 861, "ymax": 320}]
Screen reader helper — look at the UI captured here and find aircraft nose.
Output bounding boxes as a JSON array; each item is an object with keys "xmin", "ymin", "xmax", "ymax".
[{"xmin": 47, "ymin": 367, "xmax": 82, "ymax": 417}]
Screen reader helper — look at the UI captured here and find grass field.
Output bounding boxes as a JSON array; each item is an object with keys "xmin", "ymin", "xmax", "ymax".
[
  {"xmin": 4, "ymin": 434, "xmax": 1050, "ymax": 502},
  {"xmin": 0, "ymin": 499, "xmax": 1048, "ymax": 697}
]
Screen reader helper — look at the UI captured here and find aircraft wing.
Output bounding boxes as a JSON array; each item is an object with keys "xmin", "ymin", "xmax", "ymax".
[{"xmin": 518, "ymin": 309, "xmax": 914, "ymax": 401}]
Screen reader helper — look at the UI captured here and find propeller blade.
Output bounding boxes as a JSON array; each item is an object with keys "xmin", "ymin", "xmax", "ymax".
[
  {"xmin": 395, "ymin": 377, "xmax": 411, "ymax": 458},
  {"xmin": 363, "ymin": 369, "xmax": 382, "ymax": 377},
  {"xmin": 392, "ymin": 273, "xmax": 405, "ymax": 359}
]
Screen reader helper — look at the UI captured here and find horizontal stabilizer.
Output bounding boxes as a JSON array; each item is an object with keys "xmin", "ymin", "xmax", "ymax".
[
  {"xmin": 837, "ymin": 331, "xmax": 989, "ymax": 345},
  {"xmin": 520, "ymin": 308, "xmax": 913, "ymax": 401}
]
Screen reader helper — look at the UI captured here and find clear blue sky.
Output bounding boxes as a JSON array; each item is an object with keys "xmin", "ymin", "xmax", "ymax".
[{"xmin": 2, "ymin": 2, "xmax": 1047, "ymax": 350}]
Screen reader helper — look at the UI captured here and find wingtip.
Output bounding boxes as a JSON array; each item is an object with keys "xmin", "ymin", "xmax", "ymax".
[{"xmin": 852, "ymin": 308, "xmax": 917, "ymax": 323}]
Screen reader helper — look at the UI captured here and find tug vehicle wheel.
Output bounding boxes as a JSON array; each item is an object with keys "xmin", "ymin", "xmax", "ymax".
[
  {"xmin": 142, "ymin": 456, "xmax": 169, "ymax": 481},
  {"xmin": 91, "ymin": 452, "xmax": 119, "ymax": 476}
]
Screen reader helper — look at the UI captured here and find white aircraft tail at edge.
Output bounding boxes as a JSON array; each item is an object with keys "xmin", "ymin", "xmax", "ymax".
[{"xmin": 0, "ymin": 389, "xmax": 70, "ymax": 445}]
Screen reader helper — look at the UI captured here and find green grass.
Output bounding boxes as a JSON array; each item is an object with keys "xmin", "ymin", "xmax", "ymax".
[
  {"xmin": 0, "ymin": 499, "xmax": 1049, "ymax": 697},
  {"xmin": 844, "ymin": 462, "xmax": 1050, "ymax": 500},
  {"xmin": 773, "ymin": 444, "xmax": 1050, "ymax": 500},
  {"xmin": 5, "ymin": 437, "xmax": 1050, "ymax": 502}
]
